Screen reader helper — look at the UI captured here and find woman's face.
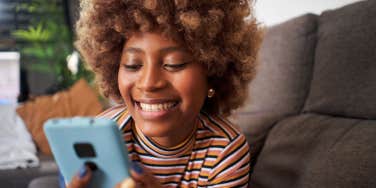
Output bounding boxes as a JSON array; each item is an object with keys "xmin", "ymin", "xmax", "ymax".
[{"xmin": 118, "ymin": 32, "xmax": 208, "ymax": 146}]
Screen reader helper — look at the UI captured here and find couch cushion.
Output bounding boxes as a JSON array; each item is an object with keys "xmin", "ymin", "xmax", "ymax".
[
  {"xmin": 0, "ymin": 154, "xmax": 58, "ymax": 187},
  {"xmin": 250, "ymin": 113, "xmax": 376, "ymax": 188},
  {"xmin": 303, "ymin": 0, "xmax": 376, "ymax": 119},
  {"xmin": 16, "ymin": 79, "xmax": 103, "ymax": 155},
  {"xmin": 28, "ymin": 175, "xmax": 60, "ymax": 188},
  {"xmin": 231, "ymin": 13, "xmax": 317, "ymax": 142}
]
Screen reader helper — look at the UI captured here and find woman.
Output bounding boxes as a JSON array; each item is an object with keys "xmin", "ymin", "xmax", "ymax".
[{"xmin": 70, "ymin": 0, "xmax": 262, "ymax": 187}]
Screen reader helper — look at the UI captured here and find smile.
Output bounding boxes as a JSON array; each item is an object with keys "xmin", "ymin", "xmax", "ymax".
[{"xmin": 139, "ymin": 102, "xmax": 177, "ymax": 112}]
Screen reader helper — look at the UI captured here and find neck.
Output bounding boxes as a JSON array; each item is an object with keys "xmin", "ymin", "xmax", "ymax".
[
  {"xmin": 151, "ymin": 121, "xmax": 196, "ymax": 148},
  {"xmin": 134, "ymin": 119, "xmax": 197, "ymax": 149}
]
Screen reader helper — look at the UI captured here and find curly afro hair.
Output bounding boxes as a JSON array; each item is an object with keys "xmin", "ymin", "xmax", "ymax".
[{"xmin": 75, "ymin": 0, "xmax": 263, "ymax": 116}]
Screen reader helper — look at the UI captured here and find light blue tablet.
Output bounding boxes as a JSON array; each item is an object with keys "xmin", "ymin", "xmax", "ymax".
[{"xmin": 44, "ymin": 117, "xmax": 130, "ymax": 188}]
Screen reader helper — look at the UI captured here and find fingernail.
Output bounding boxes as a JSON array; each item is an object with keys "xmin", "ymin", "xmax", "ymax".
[
  {"xmin": 130, "ymin": 162, "xmax": 143, "ymax": 174},
  {"xmin": 58, "ymin": 171, "xmax": 65, "ymax": 188},
  {"xmin": 79, "ymin": 165, "xmax": 88, "ymax": 179}
]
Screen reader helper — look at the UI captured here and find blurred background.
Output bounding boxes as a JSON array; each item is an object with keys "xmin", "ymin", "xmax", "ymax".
[{"xmin": 0, "ymin": 0, "xmax": 88, "ymax": 103}]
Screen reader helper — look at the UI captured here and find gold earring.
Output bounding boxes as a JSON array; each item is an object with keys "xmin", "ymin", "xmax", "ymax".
[{"xmin": 207, "ymin": 88, "xmax": 215, "ymax": 98}]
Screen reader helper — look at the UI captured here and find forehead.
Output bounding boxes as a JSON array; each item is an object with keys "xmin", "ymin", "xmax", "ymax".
[{"xmin": 124, "ymin": 32, "xmax": 183, "ymax": 50}]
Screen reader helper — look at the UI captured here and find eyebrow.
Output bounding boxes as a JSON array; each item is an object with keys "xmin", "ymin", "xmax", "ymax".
[
  {"xmin": 159, "ymin": 46, "xmax": 187, "ymax": 55},
  {"xmin": 123, "ymin": 47, "xmax": 144, "ymax": 54},
  {"xmin": 123, "ymin": 46, "xmax": 187, "ymax": 55}
]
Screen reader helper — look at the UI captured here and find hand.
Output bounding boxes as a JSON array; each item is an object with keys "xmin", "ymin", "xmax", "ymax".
[
  {"xmin": 66, "ymin": 162, "xmax": 163, "ymax": 188},
  {"xmin": 115, "ymin": 162, "xmax": 163, "ymax": 188},
  {"xmin": 66, "ymin": 165, "xmax": 92, "ymax": 188}
]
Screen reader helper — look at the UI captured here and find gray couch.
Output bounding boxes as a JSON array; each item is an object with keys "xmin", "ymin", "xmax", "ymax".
[
  {"xmin": 232, "ymin": 0, "xmax": 376, "ymax": 187},
  {"xmin": 5, "ymin": 0, "xmax": 376, "ymax": 187},
  {"xmin": 0, "ymin": 154, "xmax": 58, "ymax": 187}
]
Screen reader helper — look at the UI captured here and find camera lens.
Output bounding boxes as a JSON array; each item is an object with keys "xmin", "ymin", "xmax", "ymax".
[{"xmin": 73, "ymin": 143, "xmax": 96, "ymax": 158}]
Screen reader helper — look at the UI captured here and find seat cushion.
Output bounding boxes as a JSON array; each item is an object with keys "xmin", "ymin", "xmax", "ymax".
[
  {"xmin": 303, "ymin": 0, "xmax": 376, "ymax": 119},
  {"xmin": 28, "ymin": 175, "xmax": 60, "ymax": 188},
  {"xmin": 0, "ymin": 154, "xmax": 58, "ymax": 187},
  {"xmin": 250, "ymin": 113, "xmax": 376, "ymax": 188}
]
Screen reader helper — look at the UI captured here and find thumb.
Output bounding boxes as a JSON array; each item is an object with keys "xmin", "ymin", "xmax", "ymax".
[
  {"xmin": 117, "ymin": 178, "xmax": 136, "ymax": 188},
  {"xmin": 67, "ymin": 165, "xmax": 92, "ymax": 188}
]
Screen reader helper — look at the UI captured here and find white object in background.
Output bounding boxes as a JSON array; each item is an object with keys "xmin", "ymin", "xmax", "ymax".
[
  {"xmin": 67, "ymin": 51, "xmax": 80, "ymax": 75},
  {"xmin": 0, "ymin": 52, "xmax": 20, "ymax": 104},
  {"xmin": 0, "ymin": 104, "xmax": 39, "ymax": 169}
]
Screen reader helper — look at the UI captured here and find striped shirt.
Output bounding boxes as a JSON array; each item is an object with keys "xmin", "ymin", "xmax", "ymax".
[{"xmin": 98, "ymin": 105, "xmax": 250, "ymax": 187}]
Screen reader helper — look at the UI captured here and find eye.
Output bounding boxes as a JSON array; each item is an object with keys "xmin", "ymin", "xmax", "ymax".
[
  {"xmin": 122, "ymin": 63, "xmax": 142, "ymax": 72},
  {"xmin": 163, "ymin": 62, "xmax": 188, "ymax": 71}
]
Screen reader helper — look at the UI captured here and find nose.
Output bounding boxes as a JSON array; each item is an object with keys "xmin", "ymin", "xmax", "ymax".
[{"xmin": 136, "ymin": 63, "xmax": 167, "ymax": 92}]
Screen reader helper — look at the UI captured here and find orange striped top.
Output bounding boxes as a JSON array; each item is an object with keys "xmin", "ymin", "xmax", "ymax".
[{"xmin": 98, "ymin": 105, "xmax": 250, "ymax": 187}]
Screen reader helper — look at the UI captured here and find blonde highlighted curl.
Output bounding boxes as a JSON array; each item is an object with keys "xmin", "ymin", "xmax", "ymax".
[{"xmin": 75, "ymin": 0, "xmax": 263, "ymax": 116}]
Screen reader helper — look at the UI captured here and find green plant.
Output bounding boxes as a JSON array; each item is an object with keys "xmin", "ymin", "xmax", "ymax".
[{"xmin": 12, "ymin": 0, "xmax": 93, "ymax": 92}]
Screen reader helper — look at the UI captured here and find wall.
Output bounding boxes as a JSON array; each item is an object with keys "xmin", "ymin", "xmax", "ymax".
[{"xmin": 254, "ymin": 0, "xmax": 364, "ymax": 26}]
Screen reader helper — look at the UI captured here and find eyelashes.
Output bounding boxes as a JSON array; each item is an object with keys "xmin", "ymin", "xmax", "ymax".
[
  {"xmin": 163, "ymin": 62, "xmax": 188, "ymax": 71},
  {"xmin": 122, "ymin": 61, "xmax": 189, "ymax": 72},
  {"xmin": 122, "ymin": 64, "xmax": 142, "ymax": 71}
]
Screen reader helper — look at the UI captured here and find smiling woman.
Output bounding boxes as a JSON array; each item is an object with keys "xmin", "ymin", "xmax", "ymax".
[
  {"xmin": 72, "ymin": 0, "xmax": 263, "ymax": 187},
  {"xmin": 118, "ymin": 33, "xmax": 208, "ymax": 147}
]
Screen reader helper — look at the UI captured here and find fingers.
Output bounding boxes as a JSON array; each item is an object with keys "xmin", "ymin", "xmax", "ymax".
[
  {"xmin": 128, "ymin": 162, "xmax": 162, "ymax": 188},
  {"xmin": 67, "ymin": 165, "xmax": 92, "ymax": 188},
  {"xmin": 129, "ymin": 162, "xmax": 144, "ymax": 181}
]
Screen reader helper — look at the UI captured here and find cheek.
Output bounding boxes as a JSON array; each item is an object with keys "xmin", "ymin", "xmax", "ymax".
[
  {"xmin": 117, "ymin": 71, "xmax": 134, "ymax": 102},
  {"xmin": 177, "ymin": 71, "xmax": 208, "ymax": 108}
]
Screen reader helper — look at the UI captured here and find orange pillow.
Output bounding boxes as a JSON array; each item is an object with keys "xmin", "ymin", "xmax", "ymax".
[{"xmin": 17, "ymin": 79, "xmax": 103, "ymax": 155}]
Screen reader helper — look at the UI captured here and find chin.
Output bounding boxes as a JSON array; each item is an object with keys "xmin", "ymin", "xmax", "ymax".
[{"xmin": 138, "ymin": 122, "xmax": 173, "ymax": 137}]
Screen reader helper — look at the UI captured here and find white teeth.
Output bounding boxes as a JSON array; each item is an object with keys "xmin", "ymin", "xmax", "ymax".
[{"xmin": 139, "ymin": 102, "xmax": 176, "ymax": 112}]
